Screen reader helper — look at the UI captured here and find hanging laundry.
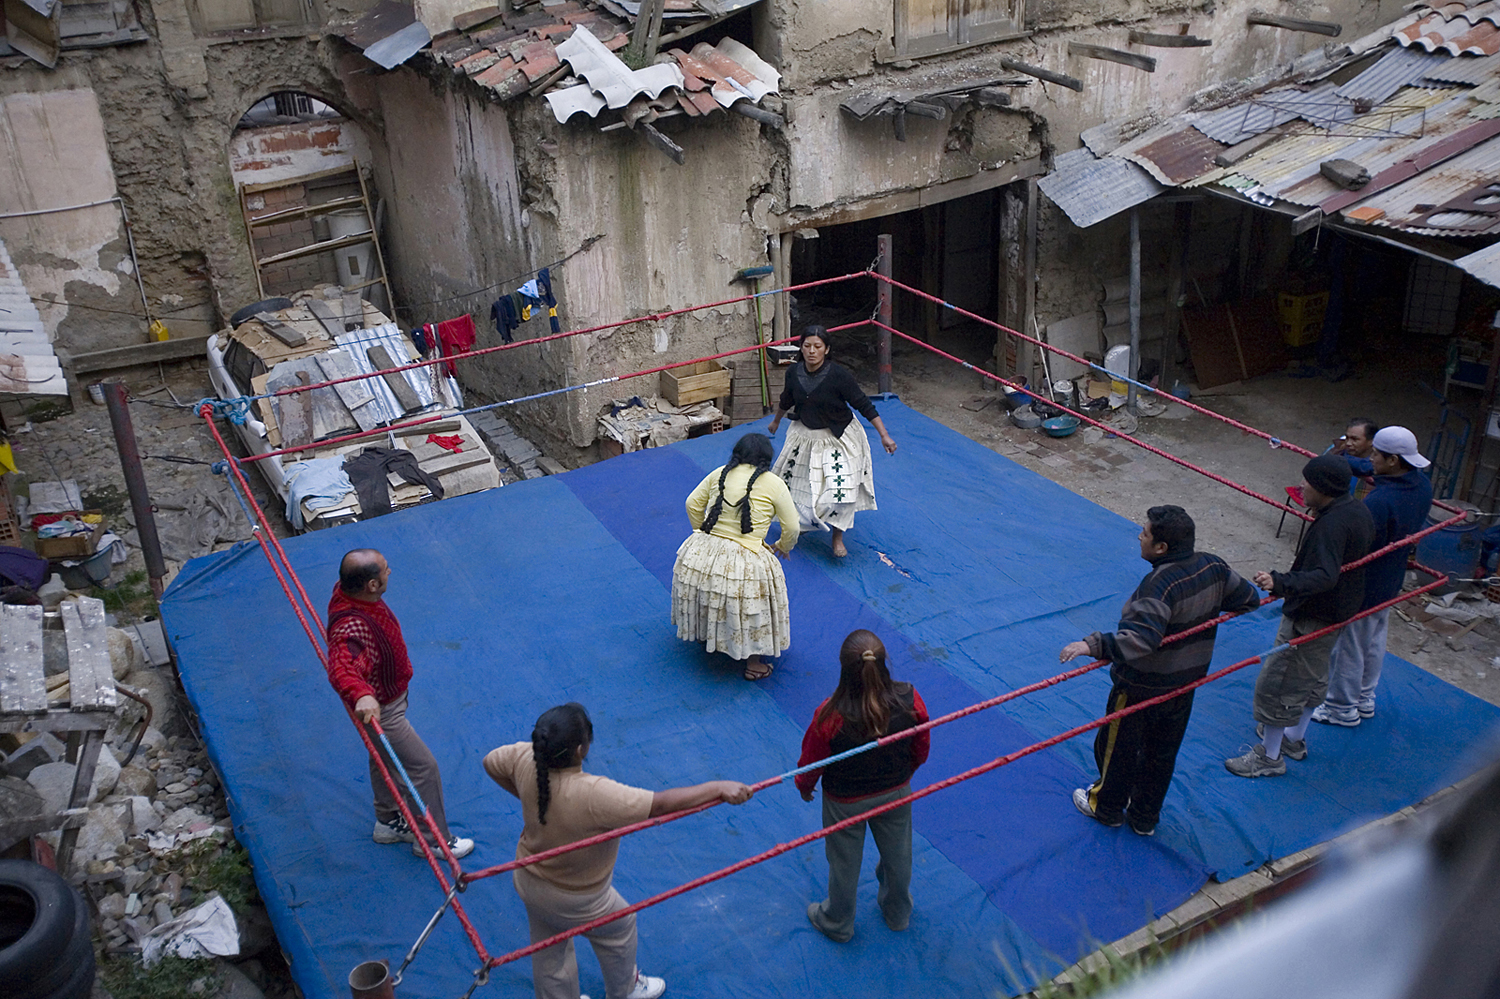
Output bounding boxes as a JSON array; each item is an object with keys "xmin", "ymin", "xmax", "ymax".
[
  {"xmin": 426, "ymin": 433, "xmax": 465, "ymax": 454},
  {"xmin": 490, "ymin": 296, "xmax": 519, "ymax": 344},
  {"xmin": 435, "ymin": 314, "xmax": 477, "ymax": 376},
  {"xmin": 538, "ymin": 267, "xmax": 561, "ymax": 333},
  {"xmin": 518, "ymin": 279, "xmax": 544, "ymax": 321},
  {"xmin": 409, "ymin": 325, "xmax": 433, "ymax": 356},
  {"xmin": 342, "ymin": 448, "xmax": 446, "ymax": 519}
]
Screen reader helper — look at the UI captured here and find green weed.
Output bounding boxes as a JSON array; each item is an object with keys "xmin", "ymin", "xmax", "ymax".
[
  {"xmin": 98, "ymin": 954, "xmax": 220, "ymax": 999},
  {"xmin": 177, "ymin": 839, "xmax": 258, "ymax": 911}
]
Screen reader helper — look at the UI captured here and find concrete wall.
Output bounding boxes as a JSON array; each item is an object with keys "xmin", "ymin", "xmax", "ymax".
[
  {"xmin": 0, "ymin": 77, "xmax": 134, "ymax": 353},
  {"xmin": 228, "ymin": 118, "xmax": 374, "ymax": 188}
]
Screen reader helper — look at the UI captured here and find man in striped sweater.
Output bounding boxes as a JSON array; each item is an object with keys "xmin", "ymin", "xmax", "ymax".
[
  {"xmin": 1060, "ymin": 507, "xmax": 1261, "ymax": 836},
  {"xmin": 327, "ymin": 549, "xmax": 474, "ymax": 859}
]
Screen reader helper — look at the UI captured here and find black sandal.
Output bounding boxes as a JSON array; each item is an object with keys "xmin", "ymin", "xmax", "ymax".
[{"xmin": 743, "ymin": 660, "xmax": 774, "ymax": 681}]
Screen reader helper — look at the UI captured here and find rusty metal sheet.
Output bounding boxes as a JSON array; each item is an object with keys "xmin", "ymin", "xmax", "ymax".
[
  {"xmin": 1119, "ymin": 126, "xmax": 1224, "ymax": 185},
  {"xmin": 1338, "ymin": 132, "xmax": 1500, "ymax": 233}
]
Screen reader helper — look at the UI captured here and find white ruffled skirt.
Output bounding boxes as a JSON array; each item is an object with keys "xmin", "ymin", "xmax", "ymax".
[
  {"xmin": 772, "ymin": 420, "xmax": 877, "ymax": 532},
  {"xmin": 671, "ymin": 531, "xmax": 790, "ymax": 661}
]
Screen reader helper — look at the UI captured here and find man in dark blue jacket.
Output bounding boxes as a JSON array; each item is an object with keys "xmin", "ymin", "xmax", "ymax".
[
  {"xmin": 1312, "ymin": 426, "xmax": 1432, "ymax": 727},
  {"xmin": 1227, "ymin": 454, "xmax": 1374, "ymax": 778},
  {"xmin": 1061, "ymin": 506, "xmax": 1260, "ymax": 834}
]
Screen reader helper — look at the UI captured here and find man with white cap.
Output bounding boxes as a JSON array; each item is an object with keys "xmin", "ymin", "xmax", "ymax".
[{"xmin": 1312, "ymin": 426, "xmax": 1433, "ymax": 727}]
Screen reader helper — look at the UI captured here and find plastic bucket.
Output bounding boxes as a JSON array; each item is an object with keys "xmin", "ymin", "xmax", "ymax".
[{"xmin": 1415, "ymin": 503, "xmax": 1482, "ymax": 585}]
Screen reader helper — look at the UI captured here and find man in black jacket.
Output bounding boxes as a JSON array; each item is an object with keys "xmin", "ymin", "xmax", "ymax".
[
  {"xmin": 1061, "ymin": 506, "xmax": 1261, "ymax": 835},
  {"xmin": 1227, "ymin": 454, "xmax": 1375, "ymax": 778}
]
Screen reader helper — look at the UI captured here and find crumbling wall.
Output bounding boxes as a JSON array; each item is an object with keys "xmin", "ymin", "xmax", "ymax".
[
  {"xmin": 508, "ymin": 99, "xmax": 779, "ymax": 453},
  {"xmin": 0, "ymin": 0, "xmax": 375, "ymax": 353},
  {"xmin": 364, "ymin": 68, "xmax": 538, "ymax": 434},
  {"xmin": 228, "ymin": 118, "xmax": 373, "ymax": 188}
]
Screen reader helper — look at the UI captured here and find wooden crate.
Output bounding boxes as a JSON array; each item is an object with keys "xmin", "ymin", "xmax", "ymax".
[
  {"xmin": 660, "ymin": 360, "xmax": 731, "ymax": 406},
  {"xmin": 35, "ymin": 515, "xmax": 104, "ymax": 559}
]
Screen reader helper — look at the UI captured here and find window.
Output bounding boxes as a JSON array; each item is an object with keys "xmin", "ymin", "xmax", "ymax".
[
  {"xmin": 895, "ymin": 0, "xmax": 1024, "ymax": 58},
  {"xmin": 191, "ymin": 0, "xmax": 317, "ymax": 34}
]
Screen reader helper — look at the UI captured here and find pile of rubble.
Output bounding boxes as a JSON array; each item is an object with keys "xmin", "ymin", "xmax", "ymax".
[{"xmin": 2, "ymin": 613, "xmax": 288, "ymax": 998}]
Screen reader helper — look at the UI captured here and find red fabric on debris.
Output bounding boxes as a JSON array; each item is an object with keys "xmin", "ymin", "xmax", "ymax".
[{"xmin": 426, "ymin": 434, "xmax": 465, "ymax": 454}]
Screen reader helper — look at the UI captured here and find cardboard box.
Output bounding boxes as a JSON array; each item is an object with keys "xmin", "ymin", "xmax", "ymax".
[
  {"xmin": 36, "ymin": 514, "xmax": 105, "ymax": 559},
  {"xmin": 660, "ymin": 360, "xmax": 732, "ymax": 406}
]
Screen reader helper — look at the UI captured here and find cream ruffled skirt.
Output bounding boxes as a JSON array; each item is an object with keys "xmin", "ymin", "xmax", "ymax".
[
  {"xmin": 772, "ymin": 420, "xmax": 877, "ymax": 532},
  {"xmin": 671, "ymin": 531, "xmax": 790, "ymax": 660}
]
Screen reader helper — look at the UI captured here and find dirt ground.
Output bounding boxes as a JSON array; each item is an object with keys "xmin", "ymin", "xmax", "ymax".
[{"xmin": 853, "ymin": 323, "xmax": 1500, "ymax": 710}]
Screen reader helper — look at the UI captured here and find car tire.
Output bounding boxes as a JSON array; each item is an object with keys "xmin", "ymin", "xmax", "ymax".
[
  {"xmin": 229, "ymin": 298, "xmax": 295, "ymax": 328},
  {"xmin": 0, "ymin": 861, "xmax": 79, "ymax": 992},
  {"xmin": 13, "ymin": 896, "xmax": 92, "ymax": 999}
]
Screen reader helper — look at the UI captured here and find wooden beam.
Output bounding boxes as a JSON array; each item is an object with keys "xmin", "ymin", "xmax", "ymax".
[
  {"xmin": 256, "ymin": 232, "xmax": 373, "ymax": 269},
  {"xmin": 1000, "ymin": 56, "xmax": 1082, "ymax": 92},
  {"xmin": 1128, "ymin": 30, "xmax": 1211, "ymax": 47},
  {"xmin": 1068, "ymin": 42, "xmax": 1157, "ymax": 72},
  {"xmin": 731, "ymin": 102, "xmax": 785, "ymax": 129},
  {"xmin": 1247, "ymin": 10, "xmax": 1342, "ymax": 36},
  {"xmin": 64, "ymin": 335, "xmax": 214, "ymax": 375},
  {"xmin": 246, "ymin": 196, "xmax": 366, "ymax": 228},
  {"xmin": 367, "ymin": 344, "xmax": 422, "ymax": 414},
  {"xmin": 636, "ymin": 120, "xmax": 685, "ymax": 165}
]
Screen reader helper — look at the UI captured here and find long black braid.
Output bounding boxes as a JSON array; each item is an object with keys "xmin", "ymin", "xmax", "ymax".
[
  {"xmin": 700, "ymin": 433, "xmax": 776, "ymax": 535},
  {"xmin": 530, "ymin": 702, "xmax": 593, "ymax": 825}
]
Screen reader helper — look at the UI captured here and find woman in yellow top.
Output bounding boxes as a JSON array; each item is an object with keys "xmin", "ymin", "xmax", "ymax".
[{"xmin": 671, "ymin": 433, "xmax": 800, "ymax": 680}]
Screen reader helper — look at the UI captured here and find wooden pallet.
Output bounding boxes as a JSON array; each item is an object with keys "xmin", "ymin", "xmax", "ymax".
[{"xmin": 0, "ymin": 597, "xmax": 117, "ymax": 868}]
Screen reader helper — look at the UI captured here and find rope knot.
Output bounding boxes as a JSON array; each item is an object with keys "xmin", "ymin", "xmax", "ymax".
[{"xmin": 197, "ymin": 397, "xmax": 252, "ymax": 426}]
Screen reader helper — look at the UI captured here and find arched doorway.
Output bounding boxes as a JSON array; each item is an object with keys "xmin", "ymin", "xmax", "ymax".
[{"xmin": 228, "ymin": 90, "xmax": 389, "ymax": 313}]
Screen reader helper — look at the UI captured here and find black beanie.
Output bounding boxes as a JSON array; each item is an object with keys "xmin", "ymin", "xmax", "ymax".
[{"xmin": 1303, "ymin": 453, "xmax": 1351, "ymax": 498}]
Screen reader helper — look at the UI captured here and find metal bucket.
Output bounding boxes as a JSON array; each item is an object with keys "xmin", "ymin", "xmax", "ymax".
[
  {"xmin": 1415, "ymin": 502, "xmax": 1482, "ymax": 586},
  {"xmin": 349, "ymin": 959, "xmax": 395, "ymax": 999}
]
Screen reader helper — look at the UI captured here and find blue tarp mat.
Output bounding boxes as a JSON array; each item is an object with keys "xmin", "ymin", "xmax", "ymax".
[{"xmin": 160, "ymin": 400, "xmax": 1500, "ymax": 999}]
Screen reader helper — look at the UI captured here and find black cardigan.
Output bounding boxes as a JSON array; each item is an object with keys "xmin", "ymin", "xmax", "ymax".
[{"xmin": 779, "ymin": 360, "xmax": 879, "ymax": 438}]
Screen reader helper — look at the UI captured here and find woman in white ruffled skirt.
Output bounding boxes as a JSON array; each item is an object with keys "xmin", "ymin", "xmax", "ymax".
[
  {"xmin": 769, "ymin": 328, "xmax": 897, "ymax": 557},
  {"xmin": 671, "ymin": 433, "xmax": 800, "ymax": 680}
]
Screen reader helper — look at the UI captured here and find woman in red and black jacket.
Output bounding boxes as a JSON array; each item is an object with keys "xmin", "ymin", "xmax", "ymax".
[{"xmin": 796, "ymin": 629, "xmax": 929, "ymax": 943}]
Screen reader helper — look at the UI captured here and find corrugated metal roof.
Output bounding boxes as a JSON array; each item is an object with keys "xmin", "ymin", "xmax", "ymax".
[
  {"xmin": 1337, "ymin": 45, "xmax": 1449, "ymax": 101},
  {"xmin": 1420, "ymin": 49, "xmax": 1500, "ymax": 83},
  {"xmin": 1456, "ymin": 238, "xmax": 1500, "ymax": 284},
  {"xmin": 1192, "ymin": 86, "xmax": 1310, "ymax": 143},
  {"xmin": 1117, "ymin": 125, "xmax": 1224, "ymax": 185},
  {"xmin": 1344, "ymin": 134, "xmax": 1500, "ymax": 233},
  {"xmin": 1036, "ymin": 146, "xmax": 1164, "ymax": 228}
]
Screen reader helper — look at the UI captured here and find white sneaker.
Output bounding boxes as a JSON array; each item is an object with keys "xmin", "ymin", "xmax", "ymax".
[
  {"xmin": 1311, "ymin": 704, "xmax": 1360, "ymax": 728},
  {"xmin": 412, "ymin": 836, "xmax": 475, "ymax": 859},
  {"xmin": 625, "ymin": 971, "xmax": 666, "ymax": 999}
]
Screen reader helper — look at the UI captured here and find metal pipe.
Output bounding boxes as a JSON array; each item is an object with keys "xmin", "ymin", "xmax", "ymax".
[
  {"xmin": 1128, "ymin": 206, "xmax": 1141, "ymax": 413},
  {"xmin": 348, "ymin": 959, "xmax": 395, "ymax": 999},
  {"xmin": 103, "ymin": 382, "xmax": 167, "ymax": 600},
  {"xmin": 877, "ymin": 233, "xmax": 893, "ymax": 394}
]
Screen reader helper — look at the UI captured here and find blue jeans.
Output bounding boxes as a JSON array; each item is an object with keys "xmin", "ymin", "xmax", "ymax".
[{"xmin": 1322, "ymin": 609, "xmax": 1388, "ymax": 722}]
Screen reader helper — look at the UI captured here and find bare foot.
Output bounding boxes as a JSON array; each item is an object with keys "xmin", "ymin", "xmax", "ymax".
[{"xmin": 831, "ymin": 529, "xmax": 847, "ymax": 558}]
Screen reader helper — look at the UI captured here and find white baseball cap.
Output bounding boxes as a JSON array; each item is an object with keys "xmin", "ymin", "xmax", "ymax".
[{"xmin": 1372, "ymin": 426, "xmax": 1430, "ymax": 469}]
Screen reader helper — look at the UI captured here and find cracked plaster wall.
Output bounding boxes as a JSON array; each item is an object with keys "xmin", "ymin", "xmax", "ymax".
[
  {"xmin": 0, "ymin": 0, "xmax": 378, "ymax": 356},
  {"xmin": 0, "ymin": 80, "xmax": 133, "ymax": 354}
]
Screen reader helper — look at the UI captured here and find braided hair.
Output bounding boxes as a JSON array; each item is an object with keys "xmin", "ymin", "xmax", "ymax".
[
  {"xmin": 700, "ymin": 433, "xmax": 775, "ymax": 536},
  {"xmin": 814, "ymin": 630, "xmax": 902, "ymax": 738},
  {"xmin": 531, "ymin": 702, "xmax": 593, "ymax": 825}
]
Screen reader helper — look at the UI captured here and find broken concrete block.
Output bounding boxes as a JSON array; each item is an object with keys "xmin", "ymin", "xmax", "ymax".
[
  {"xmin": 4, "ymin": 731, "xmax": 64, "ymax": 779},
  {"xmin": 126, "ymin": 795, "xmax": 160, "ymax": 835},
  {"xmin": 116, "ymin": 764, "xmax": 158, "ymax": 799},
  {"xmin": 71, "ymin": 803, "xmax": 128, "ymax": 871},
  {"xmin": 1319, "ymin": 158, "xmax": 1369, "ymax": 190},
  {"xmin": 536, "ymin": 457, "xmax": 567, "ymax": 475},
  {"xmin": 26, "ymin": 745, "xmax": 120, "ymax": 812}
]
